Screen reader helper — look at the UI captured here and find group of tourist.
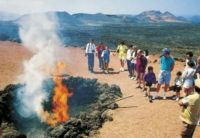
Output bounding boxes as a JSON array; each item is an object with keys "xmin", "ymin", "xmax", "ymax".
[
  {"xmin": 85, "ymin": 39, "xmax": 110, "ymax": 73},
  {"xmin": 85, "ymin": 39, "xmax": 200, "ymax": 138}
]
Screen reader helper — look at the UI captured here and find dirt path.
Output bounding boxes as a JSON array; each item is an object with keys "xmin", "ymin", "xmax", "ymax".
[{"xmin": 0, "ymin": 42, "xmax": 199, "ymax": 138}]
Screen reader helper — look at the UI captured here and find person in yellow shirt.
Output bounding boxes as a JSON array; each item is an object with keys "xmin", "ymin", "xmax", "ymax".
[
  {"xmin": 116, "ymin": 41, "xmax": 128, "ymax": 71},
  {"xmin": 179, "ymin": 74, "xmax": 200, "ymax": 138}
]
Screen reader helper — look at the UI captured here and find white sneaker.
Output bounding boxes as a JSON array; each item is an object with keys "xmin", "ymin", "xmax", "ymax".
[
  {"xmin": 176, "ymin": 97, "xmax": 179, "ymax": 101},
  {"xmin": 152, "ymin": 93, "xmax": 158, "ymax": 100},
  {"xmin": 162, "ymin": 92, "xmax": 166, "ymax": 100},
  {"xmin": 130, "ymin": 77, "xmax": 135, "ymax": 80}
]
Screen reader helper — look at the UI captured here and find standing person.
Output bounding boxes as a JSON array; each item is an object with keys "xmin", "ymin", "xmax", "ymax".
[
  {"xmin": 136, "ymin": 50, "xmax": 148, "ymax": 89},
  {"xmin": 179, "ymin": 74, "xmax": 200, "ymax": 138},
  {"xmin": 155, "ymin": 48, "xmax": 174, "ymax": 100},
  {"xmin": 116, "ymin": 41, "xmax": 128, "ymax": 72},
  {"xmin": 96, "ymin": 42, "xmax": 105, "ymax": 70},
  {"xmin": 144, "ymin": 66, "xmax": 157, "ymax": 103},
  {"xmin": 101, "ymin": 46, "xmax": 110, "ymax": 74},
  {"xmin": 172, "ymin": 71, "xmax": 183, "ymax": 101},
  {"xmin": 131, "ymin": 46, "xmax": 138, "ymax": 80},
  {"xmin": 195, "ymin": 56, "xmax": 200, "ymax": 76},
  {"xmin": 85, "ymin": 39, "xmax": 96, "ymax": 73},
  {"xmin": 185, "ymin": 52, "xmax": 196, "ymax": 69},
  {"xmin": 182, "ymin": 61, "xmax": 196, "ymax": 96},
  {"xmin": 144, "ymin": 49, "xmax": 150, "ymax": 62},
  {"xmin": 127, "ymin": 45, "xmax": 134, "ymax": 78}
]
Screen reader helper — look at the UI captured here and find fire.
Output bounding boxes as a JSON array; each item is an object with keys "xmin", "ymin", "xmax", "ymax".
[{"xmin": 41, "ymin": 62, "xmax": 72, "ymax": 126}]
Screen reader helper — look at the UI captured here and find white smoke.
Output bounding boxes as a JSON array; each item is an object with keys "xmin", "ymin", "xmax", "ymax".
[{"xmin": 17, "ymin": 13, "xmax": 62, "ymax": 118}]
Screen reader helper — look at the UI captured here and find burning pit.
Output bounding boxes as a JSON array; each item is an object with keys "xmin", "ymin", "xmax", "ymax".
[{"xmin": 0, "ymin": 76, "xmax": 122, "ymax": 138}]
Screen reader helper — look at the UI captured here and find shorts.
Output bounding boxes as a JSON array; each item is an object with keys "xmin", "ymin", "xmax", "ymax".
[
  {"xmin": 118, "ymin": 53, "xmax": 126, "ymax": 60},
  {"xmin": 158, "ymin": 70, "xmax": 171, "ymax": 85},
  {"xmin": 181, "ymin": 122, "xmax": 196, "ymax": 138},
  {"xmin": 146, "ymin": 82, "xmax": 153, "ymax": 87},
  {"xmin": 173, "ymin": 85, "xmax": 181, "ymax": 93}
]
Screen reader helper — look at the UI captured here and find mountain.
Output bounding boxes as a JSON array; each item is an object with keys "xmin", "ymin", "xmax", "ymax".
[
  {"xmin": 15, "ymin": 11, "xmax": 83, "ymax": 27},
  {"xmin": 0, "ymin": 11, "xmax": 19, "ymax": 21},
  {"xmin": 186, "ymin": 16, "xmax": 200, "ymax": 23},
  {"xmin": 134, "ymin": 10, "xmax": 187, "ymax": 23},
  {"xmin": 73, "ymin": 13, "xmax": 125, "ymax": 26}
]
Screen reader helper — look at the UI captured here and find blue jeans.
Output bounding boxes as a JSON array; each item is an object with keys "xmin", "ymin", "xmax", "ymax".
[
  {"xmin": 98, "ymin": 57, "xmax": 104, "ymax": 69},
  {"xmin": 127, "ymin": 60, "xmax": 135, "ymax": 76},
  {"xmin": 87, "ymin": 53, "xmax": 94, "ymax": 72}
]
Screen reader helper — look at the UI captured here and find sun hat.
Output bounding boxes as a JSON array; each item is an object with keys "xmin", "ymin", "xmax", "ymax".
[{"xmin": 161, "ymin": 48, "xmax": 170, "ymax": 56}]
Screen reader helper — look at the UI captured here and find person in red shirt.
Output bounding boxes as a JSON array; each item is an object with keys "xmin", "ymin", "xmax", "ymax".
[{"xmin": 96, "ymin": 42, "xmax": 105, "ymax": 70}]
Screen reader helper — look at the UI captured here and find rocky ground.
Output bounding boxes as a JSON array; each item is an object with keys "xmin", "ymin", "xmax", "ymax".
[{"xmin": 0, "ymin": 41, "xmax": 200, "ymax": 138}]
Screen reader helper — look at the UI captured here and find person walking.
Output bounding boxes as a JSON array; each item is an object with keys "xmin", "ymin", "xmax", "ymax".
[
  {"xmin": 85, "ymin": 39, "xmax": 96, "ymax": 73},
  {"xmin": 116, "ymin": 41, "xmax": 128, "ymax": 72},
  {"xmin": 155, "ymin": 48, "xmax": 174, "ymax": 100}
]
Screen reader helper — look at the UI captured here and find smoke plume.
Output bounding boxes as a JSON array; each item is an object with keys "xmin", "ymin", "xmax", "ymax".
[{"xmin": 16, "ymin": 13, "xmax": 62, "ymax": 119}]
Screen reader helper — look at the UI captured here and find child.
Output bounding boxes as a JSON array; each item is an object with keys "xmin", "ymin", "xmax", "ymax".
[
  {"xmin": 101, "ymin": 46, "xmax": 110, "ymax": 74},
  {"xmin": 144, "ymin": 66, "xmax": 156, "ymax": 103},
  {"xmin": 172, "ymin": 71, "xmax": 183, "ymax": 101},
  {"xmin": 182, "ymin": 61, "xmax": 196, "ymax": 96}
]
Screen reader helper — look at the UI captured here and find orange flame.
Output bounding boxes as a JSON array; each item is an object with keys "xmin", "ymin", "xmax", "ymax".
[{"xmin": 41, "ymin": 62, "xmax": 72, "ymax": 126}]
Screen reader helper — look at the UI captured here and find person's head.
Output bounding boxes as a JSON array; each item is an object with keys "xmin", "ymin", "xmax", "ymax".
[
  {"xmin": 90, "ymin": 39, "xmax": 95, "ymax": 43},
  {"xmin": 187, "ymin": 61, "xmax": 195, "ymax": 68},
  {"xmin": 120, "ymin": 41, "xmax": 125, "ymax": 45},
  {"xmin": 176, "ymin": 71, "xmax": 182, "ymax": 78},
  {"xmin": 147, "ymin": 66, "xmax": 154, "ymax": 73},
  {"xmin": 137, "ymin": 49, "xmax": 143, "ymax": 56},
  {"xmin": 129, "ymin": 45, "xmax": 133, "ymax": 49},
  {"xmin": 186, "ymin": 52, "xmax": 193, "ymax": 60},
  {"xmin": 132, "ymin": 45, "xmax": 137, "ymax": 51},
  {"xmin": 105, "ymin": 46, "xmax": 109, "ymax": 50},
  {"xmin": 162, "ymin": 48, "xmax": 170, "ymax": 58}
]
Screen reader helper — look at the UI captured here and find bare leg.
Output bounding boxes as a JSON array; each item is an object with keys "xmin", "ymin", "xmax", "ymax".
[{"xmin": 156, "ymin": 83, "xmax": 161, "ymax": 93}]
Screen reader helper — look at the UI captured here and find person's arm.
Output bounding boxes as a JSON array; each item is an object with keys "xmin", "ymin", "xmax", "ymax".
[
  {"xmin": 85, "ymin": 43, "xmax": 89, "ymax": 56},
  {"xmin": 171, "ymin": 58, "xmax": 175, "ymax": 71},
  {"xmin": 179, "ymin": 96, "xmax": 189, "ymax": 106}
]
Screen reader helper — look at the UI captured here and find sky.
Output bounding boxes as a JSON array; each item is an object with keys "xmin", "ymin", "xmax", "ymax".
[{"xmin": 0, "ymin": 0, "xmax": 200, "ymax": 16}]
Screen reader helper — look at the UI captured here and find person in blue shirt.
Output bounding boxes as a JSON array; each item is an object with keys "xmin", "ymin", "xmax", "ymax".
[
  {"xmin": 101, "ymin": 46, "xmax": 110, "ymax": 74},
  {"xmin": 155, "ymin": 48, "xmax": 175, "ymax": 100}
]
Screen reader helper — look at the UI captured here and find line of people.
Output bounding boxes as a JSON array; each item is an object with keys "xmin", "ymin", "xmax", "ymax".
[{"xmin": 85, "ymin": 40, "xmax": 200, "ymax": 138}]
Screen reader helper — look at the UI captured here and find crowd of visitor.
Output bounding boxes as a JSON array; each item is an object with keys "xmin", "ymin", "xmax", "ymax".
[{"xmin": 85, "ymin": 39, "xmax": 200, "ymax": 138}]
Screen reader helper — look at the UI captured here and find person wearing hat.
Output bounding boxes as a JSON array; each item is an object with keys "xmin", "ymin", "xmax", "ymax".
[
  {"xmin": 179, "ymin": 74, "xmax": 200, "ymax": 138},
  {"xmin": 155, "ymin": 48, "xmax": 174, "ymax": 99}
]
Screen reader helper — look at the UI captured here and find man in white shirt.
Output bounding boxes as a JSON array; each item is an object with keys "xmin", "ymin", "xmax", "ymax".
[{"xmin": 85, "ymin": 39, "xmax": 96, "ymax": 73}]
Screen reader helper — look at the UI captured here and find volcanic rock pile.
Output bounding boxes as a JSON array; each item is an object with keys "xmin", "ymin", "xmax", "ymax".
[{"xmin": 0, "ymin": 76, "xmax": 122, "ymax": 138}]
